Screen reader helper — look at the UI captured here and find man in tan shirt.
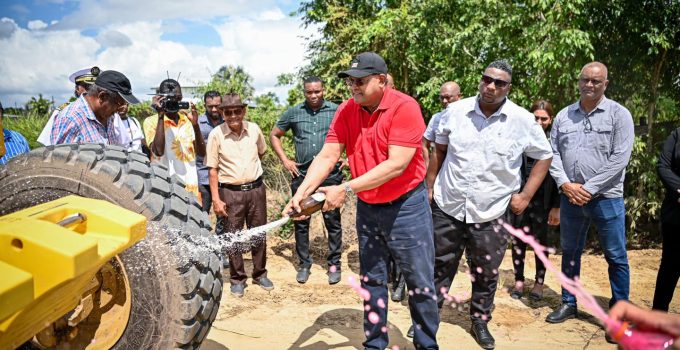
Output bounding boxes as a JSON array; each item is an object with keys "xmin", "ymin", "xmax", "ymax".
[{"xmin": 206, "ymin": 92, "xmax": 272, "ymax": 297}]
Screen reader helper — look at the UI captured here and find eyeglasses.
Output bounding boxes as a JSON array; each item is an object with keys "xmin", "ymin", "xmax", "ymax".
[
  {"xmin": 481, "ymin": 75, "xmax": 510, "ymax": 88},
  {"xmin": 345, "ymin": 75, "xmax": 375, "ymax": 88},
  {"xmin": 222, "ymin": 108, "xmax": 244, "ymax": 117},
  {"xmin": 583, "ymin": 116, "xmax": 593, "ymax": 133},
  {"xmin": 579, "ymin": 78, "xmax": 604, "ymax": 86}
]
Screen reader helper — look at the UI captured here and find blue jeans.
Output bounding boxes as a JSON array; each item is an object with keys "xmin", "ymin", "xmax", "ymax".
[
  {"xmin": 357, "ymin": 188, "xmax": 439, "ymax": 350},
  {"xmin": 560, "ymin": 195, "xmax": 629, "ymax": 307}
]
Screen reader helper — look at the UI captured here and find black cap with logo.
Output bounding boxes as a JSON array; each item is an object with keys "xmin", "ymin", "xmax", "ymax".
[
  {"xmin": 95, "ymin": 70, "xmax": 140, "ymax": 104},
  {"xmin": 338, "ymin": 52, "xmax": 388, "ymax": 78}
]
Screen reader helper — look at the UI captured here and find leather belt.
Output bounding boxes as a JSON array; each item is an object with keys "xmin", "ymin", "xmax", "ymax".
[
  {"xmin": 219, "ymin": 177, "xmax": 263, "ymax": 191},
  {"xmin": 365, "ymin": 182, "xmax": 425, "ymax": 207}
]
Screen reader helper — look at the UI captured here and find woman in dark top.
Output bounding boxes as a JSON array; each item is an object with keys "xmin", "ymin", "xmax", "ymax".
[
  {"xmin": 653, "ymin": 127, "xmax": 680, "ymax": 311},
  {"xmin": 510, "ymin": 100, "xmax": 561, "ymax": 300}
]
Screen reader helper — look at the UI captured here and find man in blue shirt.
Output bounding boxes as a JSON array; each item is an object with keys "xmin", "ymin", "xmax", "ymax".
[
  {"xmin": 196, "ymin": 90, "xmax": 223, "ymax": 211},
  {"xmin": 546, "ymin": 62, "xmax": 634, "ymax": 344},
  {"xmin": 0, "ymin": 102, "xmax": 30, "ymax": 165}
]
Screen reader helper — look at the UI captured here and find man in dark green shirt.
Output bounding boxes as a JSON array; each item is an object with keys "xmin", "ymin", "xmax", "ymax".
[{"xmin": 270, "ymin": 76, "xmax": 344, "ymax": 285}]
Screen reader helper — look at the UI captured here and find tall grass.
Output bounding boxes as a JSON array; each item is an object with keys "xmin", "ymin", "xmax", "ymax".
[{"xmin": 3, "ymin": 111, "xmax": 50, "ymax": 149}]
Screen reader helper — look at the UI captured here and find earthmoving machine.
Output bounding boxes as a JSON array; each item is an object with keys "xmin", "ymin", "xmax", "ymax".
[{"xmin": 0, "ymin": 144, "xmax": 223, "ymax": 349}]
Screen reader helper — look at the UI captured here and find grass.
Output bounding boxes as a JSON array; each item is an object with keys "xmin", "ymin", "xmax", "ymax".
[{"xmin": 3, "ymin": 111, "xmax": 50, "ymax": 149}]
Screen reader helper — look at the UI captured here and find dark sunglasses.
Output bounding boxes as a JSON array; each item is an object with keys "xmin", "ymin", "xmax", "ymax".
[
  {"xmin": 345, "ymin": 75, "xmax": 376, "ymax": 88},
  {"xmin": 222, "ymin": 108, "xmax": 244, "ymax": 117},
  {"xmin": 481, "ymin": 75, "xmax": 510, "ymax": 88},
  {"xmin": 579, "ymin": 78, "xmax": 604, "ymax": 86}
]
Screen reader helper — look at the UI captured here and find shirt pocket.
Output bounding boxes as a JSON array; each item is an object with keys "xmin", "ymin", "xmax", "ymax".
[
  {"xmin": 557, "ymin": 125, "xmax": 580, "ymax": 150},
  {"xmin": 589, "ymin": 121, "xmax": 613, "ymax": 153}
]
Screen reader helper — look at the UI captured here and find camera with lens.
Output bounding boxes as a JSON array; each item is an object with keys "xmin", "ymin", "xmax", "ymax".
[{"xmin": 157, "ymin": 93, "xmax": 189, "ymax": 113}]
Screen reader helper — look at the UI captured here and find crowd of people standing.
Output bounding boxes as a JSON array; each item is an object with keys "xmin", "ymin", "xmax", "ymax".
[{"xmin": 0, "ymin": 52, "xmax": 678, "ymax": 350}]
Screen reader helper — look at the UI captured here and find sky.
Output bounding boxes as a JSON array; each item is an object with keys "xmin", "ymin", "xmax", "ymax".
[{"xmin": 0, "ymin": 0, "xmax": 317, "ymax": 108}]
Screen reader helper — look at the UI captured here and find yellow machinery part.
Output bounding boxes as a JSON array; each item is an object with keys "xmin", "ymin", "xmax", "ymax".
[{"xmin": 0, "ymin": 195, "xmax": 147, "ymax": 348}]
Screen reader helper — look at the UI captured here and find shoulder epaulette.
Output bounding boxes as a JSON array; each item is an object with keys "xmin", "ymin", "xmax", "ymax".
[{"xmin": 57, "ymin": 102, "xmax": 70, "ymax": 110}]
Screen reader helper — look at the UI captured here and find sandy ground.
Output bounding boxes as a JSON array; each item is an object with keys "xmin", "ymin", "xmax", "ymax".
[{"xmin": 203, "ymin": 210, "xmax": 679, "ymax": 350}]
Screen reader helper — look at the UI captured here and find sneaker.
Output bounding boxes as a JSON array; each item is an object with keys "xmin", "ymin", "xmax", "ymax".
[
  {"xmin": 254, "ymin": 276, "xmax": 275, "ymax": 291},
  {"xmin": 296, "ymin": 267, "xmax": 311, "ymax": 284},
  {"xmin": 328, "ymin": 269, "xmax": 341, "ymax": 285},
  {"xmin": 230, "ymin": 283, "xmax": 245, "ymax": 297}
]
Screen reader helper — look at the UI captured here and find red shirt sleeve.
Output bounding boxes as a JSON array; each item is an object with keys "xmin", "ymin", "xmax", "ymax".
[
  {"xmin": 388, "ymin": 99, "xmax": 425, "ymax": 148},
  {"xmin": 325, "ymin": 100, "xmax": 349, "ymax": 144}
]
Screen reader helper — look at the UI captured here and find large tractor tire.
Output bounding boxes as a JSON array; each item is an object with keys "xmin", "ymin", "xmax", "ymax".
[{"xmin": 0, "ymin": 144, "xmax": 223, "ymax": 349}]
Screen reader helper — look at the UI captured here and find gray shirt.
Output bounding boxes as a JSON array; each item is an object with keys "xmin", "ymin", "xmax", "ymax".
[
  {"xmin": 423, "ymin": 109, "xmax": 445, "ymax": 142},
  {"xmin": 434, "ymin": 96, "xmax": 553, "ymax": 223},
  {"xmin": 196, "ymin": 113, "xmax": 223, "ymax": 185},
  {"xmin": 549, "ymin": 97, "xmax": 634, "ymax": 198}
]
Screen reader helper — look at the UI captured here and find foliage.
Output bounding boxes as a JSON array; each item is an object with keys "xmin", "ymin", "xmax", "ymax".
[
  {"xmin": 197, "ymin": 65, "xmax": 256, "ymax": 102},
  {"xmin": 3, "ymin": 110, "xmax": 50, "ymax": 149},
  {"xmin": 25, "ymin": 94, "xmax": 52, "ymax": 116},
  {"xmin": 297, "ymin": 0, "xmax": 594, "ymax": 118}
]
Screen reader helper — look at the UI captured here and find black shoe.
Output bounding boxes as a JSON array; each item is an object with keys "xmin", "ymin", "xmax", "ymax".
[
  {"xmin": 546, "ymin": 304, "xmax": 577, "ymax": 323},
  {"xmin": 510, "ymin": 289, "xmax": 523, "ymax": 300},
  {"xmin": 406, "ymin": 325, "xmax": 414, "ymax": 338},
  {"xmin": 471, "ymin": 321, "xmax": 495, "ymax": 349},
  {"xmin": 296, "ymin": 267, "xmax": 311, "ymax": 284},
  {"xmin": 253, "ymin": 277, "xmax": 275, "ymax": 291},
  {"xmin": 328, "ymin": 269, "xmax": 341, "ymax": 285}
]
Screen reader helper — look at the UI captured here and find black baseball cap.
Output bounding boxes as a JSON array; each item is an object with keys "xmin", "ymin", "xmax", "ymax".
[
  {"xmin": 95, "ymin": 70, "xmax": 140, "ymax": 104},
  {"xmin": 338, "ymin": 52, "xmax": 388, "ymax": 78}
]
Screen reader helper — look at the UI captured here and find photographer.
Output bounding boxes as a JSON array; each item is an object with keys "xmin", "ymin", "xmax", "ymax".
[{"xmin": 143, "ymin": 78, "xmax": 206, "ymax": 200}]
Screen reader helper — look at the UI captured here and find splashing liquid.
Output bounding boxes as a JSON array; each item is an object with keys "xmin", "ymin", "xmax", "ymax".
[{"xmin": 502, "ymin": 222, "xmax": 675, "ymax": 349}]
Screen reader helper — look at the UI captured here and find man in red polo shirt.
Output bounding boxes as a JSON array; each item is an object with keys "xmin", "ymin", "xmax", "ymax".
[{"xmin": 284, "ymin": 52, "xmax": 439, "ymax": 350}]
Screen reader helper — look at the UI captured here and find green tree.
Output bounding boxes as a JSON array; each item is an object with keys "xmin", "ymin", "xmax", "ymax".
[
  {"xmin": 297, "ymin": 0, "xmax": 593, "ymax": 117},
  {"xmin": 198, "ymin": 65, "xmax": 256, "ymax": 102},
  {"xmin": 25, "ymin": 94, "xmax": 52, "ymax": 115}
]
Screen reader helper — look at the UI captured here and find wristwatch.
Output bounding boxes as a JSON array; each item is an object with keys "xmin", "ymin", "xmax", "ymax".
[{"xmin": 344, "ymin": 182, "xmax": 354, "ymax": 195}]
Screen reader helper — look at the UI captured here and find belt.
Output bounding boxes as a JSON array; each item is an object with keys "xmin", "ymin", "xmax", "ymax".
[
  {"xmin": 365, "ymin": 182, "xmax": 425, "ymax": 207},
  {"xmin": 219, "ymin": 177, "xmax": 263, "ymax": 191}
]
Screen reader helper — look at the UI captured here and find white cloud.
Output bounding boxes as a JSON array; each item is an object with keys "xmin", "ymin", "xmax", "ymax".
[
  {"xmin": 96, "ymin": 30, "xmax": 132, "ymax": 47},
  {"xmin": 0, "ymin": 18, "xmax": 18, "ymax": 38},
  {"xmin": 27, "ymin": 20, "xmax": 48, "ymax": 30},
  {"xmin": 52, "ymin": 0, "xmax": 278, "ymax": 30},
  {"xmin": 0, "ymin": 6, "xmax": 317, "ymax": 108}
]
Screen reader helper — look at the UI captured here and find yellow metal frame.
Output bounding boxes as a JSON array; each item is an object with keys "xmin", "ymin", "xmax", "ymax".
[{"xmin": 0, "ymin": 195, "xmax": 147, "ymax": 349}]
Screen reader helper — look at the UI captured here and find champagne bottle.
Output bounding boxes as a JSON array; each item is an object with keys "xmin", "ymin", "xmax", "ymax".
[
  {"xmin": 289, "ymin": 192, "xmax": 326, "ymax": 217},
  {"xmin": 609, "ymin": 321, "xmax": 675, "ymax": 349}
]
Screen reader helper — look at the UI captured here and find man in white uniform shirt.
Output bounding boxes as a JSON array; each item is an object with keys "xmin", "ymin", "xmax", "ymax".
[{"xmin": 427, "ymin": 60, "xmax": 552, "ymax": 349}]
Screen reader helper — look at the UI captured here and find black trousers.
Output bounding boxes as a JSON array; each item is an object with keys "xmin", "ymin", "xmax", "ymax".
[
  {"xmin": 199, "ymin": 184, "xmax": 223, "ymax": 233},
  {"xmin": 291, "ymin": 174, "xmax": 343, "ymax": 269},
  {"xmin": 653, "ymin": 221, "xmax": 680, "ymax": 311},
  {"xmin": 432, "ymin": 202, "xmax": 509, "ymax": 322},
  {"xmin": 510, "ymin": 195, "xmax": 549, "ymax": 284}
]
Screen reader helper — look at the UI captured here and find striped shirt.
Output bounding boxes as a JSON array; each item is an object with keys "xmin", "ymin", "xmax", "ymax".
[
  {"xmin": 275, "ymin": 100, "xmax": 338, "ymax": 171},
  {"xmin": 50, "ymin": 95, "xmax": 118, "ymax": 145},
  {"xmin": 0, "ymin": 129, "xmax": 30, "ymax": 165}
]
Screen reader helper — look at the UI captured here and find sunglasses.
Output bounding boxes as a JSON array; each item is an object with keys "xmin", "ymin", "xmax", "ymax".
[
  {"xmin": 222, "ymin": 108, "xmax": 244, "ymax": 117},
  {"xmin": 345, "ymin": 75, "xmax": 376, "ymax": 88},
  {"xmin": 481, "ymin": 75, "xmax": 510, "ymax": 88}
]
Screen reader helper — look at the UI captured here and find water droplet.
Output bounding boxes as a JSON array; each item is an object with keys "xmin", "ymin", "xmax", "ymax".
[{"xmin": 368, "ymin": 311, "xmax": 380, "ymax": 324}]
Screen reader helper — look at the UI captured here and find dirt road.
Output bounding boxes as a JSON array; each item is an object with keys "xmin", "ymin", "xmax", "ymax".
[{"xmin": 204, "ymin": 214, "xmax": 677, "ymax": 350}]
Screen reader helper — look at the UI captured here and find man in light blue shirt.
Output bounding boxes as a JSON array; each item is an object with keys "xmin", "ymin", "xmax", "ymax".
[
  {"xmin": 428, "ymin": 60, "xmax": 552, "ymax": 349},
  {"xmin": 546, "ymin": 62, "xmax": 634, "ymax": 336}
]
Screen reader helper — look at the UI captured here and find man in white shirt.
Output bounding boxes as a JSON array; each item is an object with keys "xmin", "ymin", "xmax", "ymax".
[{"xmin": 427, "ymin": 60, "xmax": 552, "ymax": 349}]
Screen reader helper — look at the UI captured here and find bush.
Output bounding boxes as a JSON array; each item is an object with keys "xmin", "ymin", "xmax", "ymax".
[{"xmin": 3, "ymin": 110, "xmax": 50, "ymax": 149}]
